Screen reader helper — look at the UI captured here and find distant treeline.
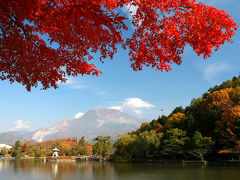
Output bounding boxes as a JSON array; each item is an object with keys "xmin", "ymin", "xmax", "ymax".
[
  {"xmin": 1, "ymin": 136, "xmax": 114, "ymax": 159},
  {"xmin": 1, "ymin": 137, "xmax": 91, "ymax": 158}
]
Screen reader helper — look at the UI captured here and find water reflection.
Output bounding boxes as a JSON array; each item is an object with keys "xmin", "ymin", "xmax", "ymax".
[
  {"xmin": 0, "ymin": 159, "xmax": 240, "ymax": 180},
  {"xmin": 0, "ymin": 159, "xmax": 11, "ymax": 170}
]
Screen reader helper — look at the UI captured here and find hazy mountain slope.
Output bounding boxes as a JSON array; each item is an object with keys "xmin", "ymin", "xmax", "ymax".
[
  {"xmin": 0, "ymin": 132, "xmax": 28, "ymax": 145},
  {"xmin": 31, "ymin": 109, "xmax": 147, "ymax": 142}
]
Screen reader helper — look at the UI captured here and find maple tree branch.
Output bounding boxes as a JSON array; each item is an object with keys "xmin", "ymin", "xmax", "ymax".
[
  {"xmin": 0, "ymin": 24, "xmax": 4, "ymax": 34},
  {"xmin": 160, "ymin": 9, "xmax": 165, "ymax": 16},
  {"xmin": 7, "ymin": 15, "xmax": 28, "ymax": 40},
  {"xmin": 177, "ymin": 6, "xmax": 199, "ymax": 29},
  {"xmin": 0, "ymin": 25, "xmax": 6, "ymax": 40},
  {"xmin": 124, "ymin": 4, "xmax": 132, "ymax": 17},
  {"xmin": 1, "ymin": 6, "xmax": 29, "ymax": 40},
  {"xmin": 0, "ymin": 0, "xmax": 237, "ymax": 91},
  {"xmin": 178, "ymin": 7, "xmax": 187, "ymax": 13}
]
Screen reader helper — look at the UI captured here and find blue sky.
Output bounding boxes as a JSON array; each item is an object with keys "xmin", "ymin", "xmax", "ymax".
[{"xmin": 0, "ymin": 0, "xmax": 240, "ymax": 132}]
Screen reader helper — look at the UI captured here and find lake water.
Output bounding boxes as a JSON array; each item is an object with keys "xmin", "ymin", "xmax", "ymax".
[{"xmin": 0, "ymin": 159, "xmax": 240, "ymax": 180}]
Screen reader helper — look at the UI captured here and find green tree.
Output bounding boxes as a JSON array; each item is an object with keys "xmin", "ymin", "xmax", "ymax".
[
  {"xmin": 179, "ymin": 114, "xmax": 197, "ymax": 135},
  {"xmin": 139, "ymin": 122, "xmax": 151, "ymax": 133},
  {"xmin": 233, "ymin": 117, "xmax": 240, "ymax": 139},
  {"xmin": 25, "ymin": 145, "xmax": 35, "ymax": 157},
  {"xmin": 157, "ymin": 115, "xmax": 168, "ymax": 126},
  {"xmin": 161, "ymin": 128, "xmax": 190, "ymax": 159},
  {"xmin": 93, "ymin": 136, "xmax": 113, "ymax": 157},
  {"xmin": 190, "ymin": 131, "xmax": 215, "ymax": 161},
  {"xmin": 77, "ymin": 136, "xmax": 89, "ymax": 155},
  {"xmin": 56, "ymin": 141, "xmax": 72, "ymax": 156},
  {"xmin": 79, "ymin": 136, "xmax": 87, "ymax": 146},
  {"xmin": 171, "ymin": 106, "xmax": 185, "ymax": 114},
  {"xmin": 133, "ymin": 130, "xmax": 162, "ymax": 159},
  {"xmin": 11, "ymin": 140, "xmax": 23, "ymax": 158},
  {"xmin": 0, "ymin": 147, "xmax": 9, "ymax": 156},
  {"xmin": 112, "ymin": 134, "xmax": 137, "ymax": 161}
]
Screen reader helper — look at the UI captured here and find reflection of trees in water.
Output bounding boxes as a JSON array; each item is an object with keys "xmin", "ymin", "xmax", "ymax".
[
  {"xmin": 31, "ymin": 161, "xmax": 78, "ymax": 179},
  {"xmin": 2, "ymin": 160, "xmax": 240, "ymax": 180},
  {"xmin": 0, "ymin": 159, "xmax": 11, "ymax": 171},
  {"xmin": 77, "ymin": 162, "xmax": 115, "ymax": 179},
  {"xmin": 49, "ymin": 162, "xmax": 79, "ymax": 179},
  {"xmin": 92, "ymin": 162, "xmax": 115, "ymax": 179},
  {"xmin": 13, "ymin": 160, "xmax": 21, "ymax": 173},
  {"xmin": 0, "ymin": 160, "xmax": 142, "ymax": 179},
  {"xmin": 1, "ymin": 160, "xmax": 80, "ymax": 179},
  {"xmin": 0, "ymin": 160, "xmax": 183, "ymax": 179},
  {"xmin": 0, "ymin": 159, "xmax": 23, "ymax": 173},
  {"xmin": 1, "ymin": 160, "xmax": 117, "ymax": 179},
  {"xmin": 110, "ymin": 163, "xmax": 169, "ymax": 178},
  {"xmin": 52, "ymin": 163, "xmax": 58, "ymax": 178}
]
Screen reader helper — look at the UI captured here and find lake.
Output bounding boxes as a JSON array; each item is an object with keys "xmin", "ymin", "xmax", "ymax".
[{"xmin": 0, "ymin": 159, "xmax": 240, "ymax": 180}]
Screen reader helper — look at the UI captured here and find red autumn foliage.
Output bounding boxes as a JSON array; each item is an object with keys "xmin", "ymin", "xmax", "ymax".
[
  {"xmin": 86, "ymin": 145, "xmax": 93, "ymax": 155},
  {"xmin": 40, "ymin": 140, "xmax": 56, "ymax": 146},
  {"xmin": 0, "ymin": 0, "xmax": 238, "ymax": 91}
]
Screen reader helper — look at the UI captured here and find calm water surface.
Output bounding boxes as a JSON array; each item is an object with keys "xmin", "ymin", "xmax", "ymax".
[{"xmin": 0, "ymin": 159, "xmax": 240, "ymax": 180}]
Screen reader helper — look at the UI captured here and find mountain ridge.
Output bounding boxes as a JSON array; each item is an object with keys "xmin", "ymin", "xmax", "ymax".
[
  {"xmin": 31, "ymin": 108, "xmax": 146, "ymax": 142},
  {"xmin": 0, "ymin": 108, "xmax": 147, "ymax": 144}
]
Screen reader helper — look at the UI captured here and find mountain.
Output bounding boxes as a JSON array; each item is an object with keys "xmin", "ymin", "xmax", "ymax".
[
  {"xmin": 5, "ymin": 130, "xmax": 31, "ymax": 136},
  {"xmin": 30, "ymin": 108, "xmax": 147, "ymax": 142},
  {"xmin": 0, "ymin": 109, "xmax": 147, "ymax": 144},
  {"xmin": 0, "ymin": 131, "xmax": 29, "ymax": 145}
]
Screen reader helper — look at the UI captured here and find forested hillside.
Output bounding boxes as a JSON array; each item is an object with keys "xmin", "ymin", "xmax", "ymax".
[{"xmin": 112, "ymin": 75, "xmax": 240, "ymax": 162}]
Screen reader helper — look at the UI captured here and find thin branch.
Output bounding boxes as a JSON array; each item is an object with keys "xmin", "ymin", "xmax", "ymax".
[
  {"xmin": 0, "ymin": 24, "xmax": 4, "ymax": 34},
  {"xmin": 160, "ymin": 9, "xmax": 165, "ymax": 16},
  {"xmin": 1, "ymin": 7, "xmax": 29, "ymax": 40},
  {"xmin": 178, "ymin": 7, "xmax": 187, "ymax": 13},
  {"xmin": 8, "ymin": 15, "xmax": 28, "ymax": 40},
  {"xmin": 124, "ymin": 4, "xmax": 132, "ymax": 17}
]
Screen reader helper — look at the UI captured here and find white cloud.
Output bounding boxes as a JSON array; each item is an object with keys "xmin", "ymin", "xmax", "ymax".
[
  {"xmin": 65, "ymin": 78, "xmax": 75, "ymax": 85},
  {"xmin": 108, "ymin": 106, "xmax": 123, "ymax": 111},
  {"xmin": 59, "ymin": 77, "xmax": 88, "ymax": 90},
  {"xmin": 123, "ymin": 4, "xmax": 138, "ymax": 19},
  {"xmin": 203, "ymin": 62, "xmax": 231, "ymax": 82},
  {"xmin": 109, "ymin": 97, "xmax": 154, "ymax": 115},
  {"xmin": 122, "ymin": 4, "xmax": 142, "ymax": 28},
  {"xmin": 123, "ymin": 98, "xmax": 154, "ymax": 109},
  {"xmin": 10, "ymin": 120, "xmax": 31, "ymax": 131},
  {"xmin": 74, "ymin": 112, "xmax": 84, "ymax": 119},
  {"xmin": 118, "ymin": 117, "xmax": 135, "ymax": 124}
]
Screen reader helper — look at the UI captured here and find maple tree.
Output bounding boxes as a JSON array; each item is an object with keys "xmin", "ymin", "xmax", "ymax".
[{"xmin": 0, "ymin": 0, "xmax": 238, "ymax": 91}]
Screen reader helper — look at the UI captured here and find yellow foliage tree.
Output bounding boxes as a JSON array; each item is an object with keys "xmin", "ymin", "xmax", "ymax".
[
  {"xmin": 165, "ymin": 113, "xmax": 186, "ymax": 129},
  {"xmin": 201, "ymin": 88, "xmax": 233, "ymax": 112},
  {"xmin": 216, "ymin": 105, "xmax": 240, "ymax": 137},
  {"xmin": 153, "ymin": 122, "xmax": 164, "ymax": 133}
]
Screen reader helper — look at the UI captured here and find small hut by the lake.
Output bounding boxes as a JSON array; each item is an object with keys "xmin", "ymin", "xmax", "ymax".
[{"xmin": 52, "ymin": 147, "xmax": 59, "ymax": 157}]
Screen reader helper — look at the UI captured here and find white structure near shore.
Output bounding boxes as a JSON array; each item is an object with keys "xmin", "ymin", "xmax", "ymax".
[
  {"xmin": 52, "ymin": 147, "xmax": 59, "ymax": 157},
  {"xmin": 0, "ymin": 144, "xmax": 12, "ymax": 150}
]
